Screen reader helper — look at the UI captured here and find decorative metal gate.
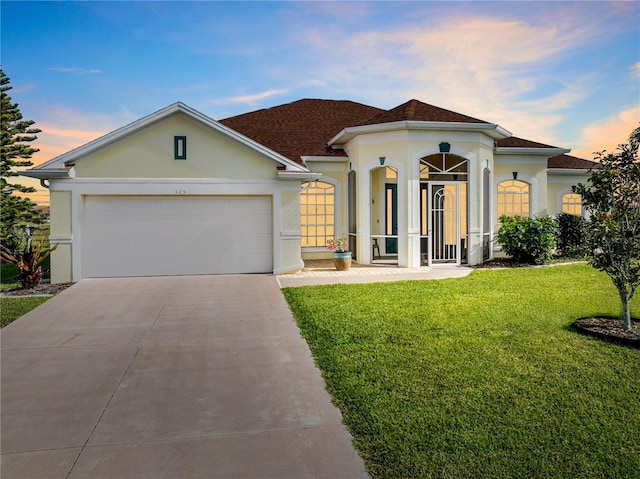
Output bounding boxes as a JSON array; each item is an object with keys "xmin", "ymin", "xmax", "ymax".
[
  {"xmin": 428, "ymin": 182, "xmax": 463, "ymax": 265},
  {"xmin": 419, "ymin": 152, "xmax": 468, "ymax": 266}
]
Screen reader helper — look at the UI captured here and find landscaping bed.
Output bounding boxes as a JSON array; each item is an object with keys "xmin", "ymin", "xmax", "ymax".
[
  {"xmin": 1, "ymin": 282, "xmax": 73, "ymax": 297},
  {"xmin": 573, "ymin": 316, "xmax": 640, "ymax": 347}
]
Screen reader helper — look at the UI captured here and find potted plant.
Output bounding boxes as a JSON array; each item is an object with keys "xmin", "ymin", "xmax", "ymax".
[{"xmin": 326, "ymin": 236, "xmax": 352, "ymax": 271}]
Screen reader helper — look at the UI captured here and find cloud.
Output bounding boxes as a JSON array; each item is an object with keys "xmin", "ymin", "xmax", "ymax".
[
  {"xmin": 210, "ymin": 89, "xmax": 289, "ymax": 106},
  {"xmin": 19, "ymin": 108, "xmax": 117, "ymax": 205},
  {"xmin": 49, "ymin": 66, "xmax": 102, "ymax": 75},
  {"xmin": 27, "ymin": 106, "xmax": 121, "ymax": 167},
  {"xmin": 290, "ymin": 10, "xmax": 614, "ymax": 145},
  {"xmin": 33, "ymin": 124, "xmax": 107, "ymax": 165},
  {"xmin": 571, "ymin": 106, "xmax": 640, "ymax": 159}
]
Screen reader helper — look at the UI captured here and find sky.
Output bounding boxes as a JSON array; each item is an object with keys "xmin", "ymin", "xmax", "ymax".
[{"xmin": 2, "ymin": 0, "xmax": 639, "ymax": 205}]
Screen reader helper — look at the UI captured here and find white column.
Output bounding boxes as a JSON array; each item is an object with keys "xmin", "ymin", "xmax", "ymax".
[
  {"xmin": 356, "ymin": 167, "xmax": 371, "ymax": 264},
  {"xmin": 406, "ymin": 156, "xmax": 422, "ymax": 267}
]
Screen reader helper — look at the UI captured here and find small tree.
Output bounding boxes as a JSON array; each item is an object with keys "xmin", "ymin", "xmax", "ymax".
[
  {"xmin": 574, "ymin": 130, "xmax": 640, "ymax": 331},
  {"xmin": 1, "ymin": 69, "xmax": 44, "ymax": 246}
]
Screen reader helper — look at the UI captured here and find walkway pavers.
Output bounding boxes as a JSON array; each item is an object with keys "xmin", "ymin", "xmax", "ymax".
[
  {"xmin": 277, "ymin": 259, "xmax": 473, "ymax": 287},
  {"xmin": 1, "ymin": 275, "xmax": 369, "ymax": 479}
]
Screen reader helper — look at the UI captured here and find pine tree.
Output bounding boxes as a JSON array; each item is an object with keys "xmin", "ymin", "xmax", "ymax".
[{"xmin": 1, "ymin": 69, "xmax": 45, "ymax": 247}]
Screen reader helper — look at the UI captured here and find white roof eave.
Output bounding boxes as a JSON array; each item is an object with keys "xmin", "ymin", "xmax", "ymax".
[
  {"xmin": 328, "ymin": 121, "xmax": 512, "ymax": 146},
  {"xmin": 277, "ymin": 171, "xmax": 323, "ymax": 181},
  {"xmin": 20, "ymin": 168, "xmax": 74, "ymax": 179},
  {"xmin": 300, "ymin": 155, "xmax": 348, "ymax": 163}
]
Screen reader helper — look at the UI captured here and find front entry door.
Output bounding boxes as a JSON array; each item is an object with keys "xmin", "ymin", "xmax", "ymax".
[
  {"xmin": 428, "ymin": 182, "xmax": 463, "ymax": 265},
  {"xmin": 385, "ymin": 184, "xmax": 398, "ymax": 254}
]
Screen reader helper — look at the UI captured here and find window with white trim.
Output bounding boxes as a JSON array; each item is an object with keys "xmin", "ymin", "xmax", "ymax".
[
  {"xmin": 300, "ymin": 181, "xmax": 335, "ymax": 247},
  {"xmin": 561, "ymin": 193, "xmax": 582, "ymax": 216},
  {"xmin": 497, "ymin": 180, "xmax": 530, "ymax": 218}
]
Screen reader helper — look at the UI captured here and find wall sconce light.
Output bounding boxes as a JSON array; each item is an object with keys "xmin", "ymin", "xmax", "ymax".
[
  {"xmin": 379, "ymin": 156, "xmax": 386, "ymax": 166},
  {"xmin": 439, "ymin": 142, "xmax": 451, "ymax": 153},
  {"xmin": 512, "ymin": 171, "xmax": 518, "ymax": 180},
  {"xmin": 174, "ymin": 136, "xmax": 187, "ymax": 160},
  {"xmin": 453, "ymin": 174, "xmax": 458, "ymax": 181}
]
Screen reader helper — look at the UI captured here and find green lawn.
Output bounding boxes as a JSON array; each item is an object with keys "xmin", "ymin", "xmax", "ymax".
[
  {"xmin": 283, "ymin": 264, "xmax": 640, "ymax": 479},
  {"xmin": 1, "ymin": 296, "xmax": 50, "ymax": 328},
  {"xmin": 1, "ymin": 239, "xmax": 53, "ymax": 326}
]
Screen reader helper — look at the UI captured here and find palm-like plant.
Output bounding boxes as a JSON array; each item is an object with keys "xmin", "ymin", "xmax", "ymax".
[{"xmin": 1, "ymin": 236, "xmax": 58, "ymax": 289}]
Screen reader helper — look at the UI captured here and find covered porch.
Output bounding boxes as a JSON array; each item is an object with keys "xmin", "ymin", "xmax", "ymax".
[{"xmin": 346, "ymin": 145, "xmax": 492, "ymax": 269}]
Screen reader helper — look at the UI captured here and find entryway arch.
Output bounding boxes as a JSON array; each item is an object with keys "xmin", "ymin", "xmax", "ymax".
[
  {"xmin": 369, "ymin": 165, "xmax": 399, "ymax": 265},
  {"xmin": 419, "ymin": 152, "xmax": 469, "ymax": 265}
]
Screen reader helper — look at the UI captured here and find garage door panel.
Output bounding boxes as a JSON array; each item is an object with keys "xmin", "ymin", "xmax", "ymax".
[{"xmin": 82, "ymin": 196, "xmax": 273, "ymax": 278}]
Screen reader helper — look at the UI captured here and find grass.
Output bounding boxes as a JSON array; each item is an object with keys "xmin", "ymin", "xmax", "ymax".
[
  {"xmin": 1, "ymin": 296, "xmax": 50, "ymax": 328},
  {"xmin": 1, "ymin": 233, "xmax": 53, "ymax": 327},
  {"xmin": 283, "ymin": 264, "xmax": 640, "ymax": 479}
]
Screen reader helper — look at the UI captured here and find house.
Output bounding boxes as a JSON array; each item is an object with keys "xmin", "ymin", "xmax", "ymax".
[{"xmin": 24, "ymin": 99, "xmax": 597, "ymax": 283}]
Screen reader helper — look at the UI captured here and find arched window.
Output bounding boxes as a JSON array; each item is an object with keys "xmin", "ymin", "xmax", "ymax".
[
  {"xmin": 300, "ymin": 181, "xmax": 335, "ymax": 247},
  {"xmin": 497, "ymin": 180, "xmax": 530, "ymax": 218},
  {"xmin": 561, "ymin": 193, "xmax": 582, "ymax": 216}
]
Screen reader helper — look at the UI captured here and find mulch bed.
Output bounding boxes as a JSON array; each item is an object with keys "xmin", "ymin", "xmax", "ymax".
[
  {"xmin": 572, "ymin": 317, "xmax": 640, "ymax": 348},
  {"xmin": 1, "ymin": 283, "xmax": 74, "ymax": 297},
  {"xmin": 473, "ymin": 258, "xmax": 587, "ymax": 269}
]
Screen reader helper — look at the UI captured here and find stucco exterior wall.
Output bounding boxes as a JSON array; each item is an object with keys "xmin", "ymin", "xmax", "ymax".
[
  {"xmin": 49, "ymin": 190, "xmax": 73, "ymax": 283},
  {"xmin": 301, "ymin": 161, "xmax": 348, "ymax": 261},
  {"xmin": 73, "ymin": 114, "xmax": 277, "ymax": 180},
  {"xmin": 494, "ymin": 156, "xmax": 548, "ymax": 217},
  {"xmin": 278, "ymin": 189, "xmax": 304, "ymax": 273},
  {"xmin": 546, "ymin": 173, "xmax": 589, "ymax": 216}
]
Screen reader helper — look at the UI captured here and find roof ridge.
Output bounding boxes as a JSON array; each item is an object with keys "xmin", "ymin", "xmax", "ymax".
[
  {"xmin": 404, "ymin": 99, "xmax": 418, "ymax": 120},
  {"xmin": 356, "ymin": 99, "xmax": 490, "ymax": 126}
]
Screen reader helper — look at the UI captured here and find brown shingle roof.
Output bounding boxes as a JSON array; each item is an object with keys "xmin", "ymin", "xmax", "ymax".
[
  {"xmin": 356, "ymin": 99, "xmax": 489, "ymax": 126},
  {"xmin": 548, "ymin": 154, "xmax": 599, "ymax": 170},
  {"xmin": 219, "ymin": 99, "xmax": 384, "ymax": 163},
  {"xmin": 219, "ymin": 98, "xmax": 583, "ymax": 165},
  {"xmin": 496, "ymin": 136, "xmax": 558, "ymax": 149}
]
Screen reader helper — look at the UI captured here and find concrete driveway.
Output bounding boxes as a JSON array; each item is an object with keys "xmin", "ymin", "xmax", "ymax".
[{"xmin": 1, "ymin": 275, "xmax": 369, "ymax": 479}]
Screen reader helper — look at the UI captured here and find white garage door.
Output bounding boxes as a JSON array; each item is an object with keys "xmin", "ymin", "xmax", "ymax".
[{"xmin": 81, "ymin": 195, "xmax": 273, "ymax": 278}]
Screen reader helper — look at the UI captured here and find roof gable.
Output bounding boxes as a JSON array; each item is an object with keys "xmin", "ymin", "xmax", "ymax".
[
  {"xmin": 70, "ymin": 112, "xmax": 287, "ymax": 180},
  {"xmin": 356, "ymin": 99, "xmax": 489, "ymax": 126},
  {"xmin": 31, "ymin": 102, "xmax": 308, "ymax": 173}
]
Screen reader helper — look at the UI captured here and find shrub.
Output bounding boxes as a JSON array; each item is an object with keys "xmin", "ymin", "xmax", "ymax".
[
  {"xmin": 497, "ymin": 215, "xmax": 557, "ymax": 264},
  {"xmin": 0, "ymin": 236, "xmax": 58, "ymax": 289},
  {"xmin": 555, "ymin": 212, "xmax": 588, "ymax": 258}
]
